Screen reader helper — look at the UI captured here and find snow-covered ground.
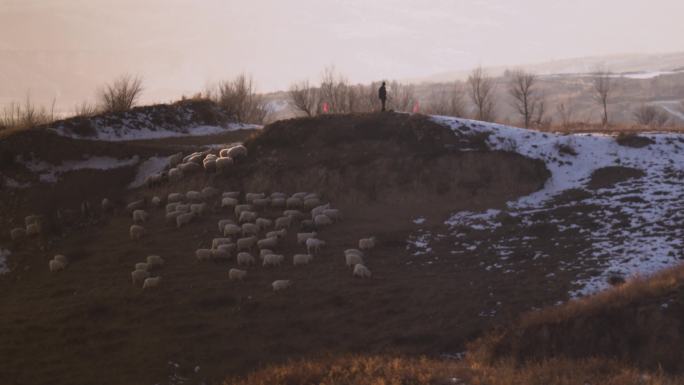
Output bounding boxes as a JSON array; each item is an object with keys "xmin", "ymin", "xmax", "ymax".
[
  {"xmin": 51, "ymin": 123, "xmax": 260, "ymax": 142},
  {"xmin": 128, "ymin": 156, "xmax": 169, "ymax": 188},
  {"xmin": 416, "ymin": 116, "xmax": 684, "ymax": 297},
  {"xmin": 22, "ymin": 155, "xmax": 140, "ymax": 183},
  {"xmin": 0, "ymin": 248, "xmax": 10, "ymax": 274}
]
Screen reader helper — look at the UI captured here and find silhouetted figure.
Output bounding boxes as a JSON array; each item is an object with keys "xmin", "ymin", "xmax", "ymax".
[{"xmin": 378, "ymin": 82, "xmax": 387, "ymax": 112}]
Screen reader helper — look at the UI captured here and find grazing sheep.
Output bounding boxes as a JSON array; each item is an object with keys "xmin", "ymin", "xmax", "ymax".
[
  {"xmin": 345, "ymin": 253, "xmax": 364, "ymax": 267},
  {"xmin": 203, "ymin": 158, "xmax": 216, "ymax": 172},
  {"xmin": 186, "ymin": 191, "xmax": 201, "ymax": 202},
  {"xmin": 221, "ymin": 197, "xmax": 238, "ymax": 209},
  {"xmin": 255, "ymin": 218, "xmax": 273, "ymax": 231},
  {"xmin": 212, "ymin": 238, "xmax": 233, "ymax": 250},
  {"xmin": 219, "ymin": 148, "xmax": 231, "ymax": 158},
  {"xmin": 215, "ymin": 156, "xmax": 234, "ymax": 172},
  {"xmin": 257, "ymin": 237, "xmax": 278, "ymax": 250},
  {"xmin": 304, "ymin": 198, "xmax": 321, "ymax": 209},
  {"xmin": 297, "ymin": 232, "xmax": 317, "ymax": 245},
  {"xmin": 283, "ymin": 210, "xmax": 304, "ymax": 219},
  {"xmin": 234, "ymin": 204, "xmax": 253, "ymax": 217},
  {"xmin": 237, "ymin": 252, "xmax": 255, "ymax": 266},
  {"xmin": 239, "ymin": 211, "xmax": 257, "ymax": 224},
  {"xmin": 54, "ymin": 255, "xmax": 68, "ymax": 264},
  {"xmin": 168, "ymin": 193, "xmax": 184, "ymax": 203},
  {"xmin": 252, "ymin": 198, "xmax": 270, "ymax": 209},
  {"xmin": 306, "ymin": 238, "xmax": 326, "ymax": 255},
  {"xmin": 132, "ymin": 209, "xmax": 149, "ymax": 223},
  {"xmin": 151, "ymin": 196, "xmax": 162, "ymax": 207},
  {"xmin": 217, "ymin": 243, "xmax": 237, "ymax": 254},
  {"xmin": 241, "ymin": 223, "xmax": 259, "ymax": 237},
  {"xmin": 10, "ymin": 227, "xmax": 26, "ymax": 240},
  {"xmin": 175, "ymin": 204, "xmax": 190, "ymax": 213},
  {"xmin": 223, "ymin": 224, "xmax": 242, "ymax": 237},
  {"xmin": 135, "ymin": 262, "xmax": 149, "ymax": 271},
  {"xmin": 131, "ymin": 269, "xmax": 149, "ymax": 285},
  {"xmin": 168, "ymin": 152, "xmax": 183, "ymax": 167},
  {"xmin": 262, "ymin": 254, "xmax": 285, "ymax": 267},
  {"xmin": 304, "ymin": 193, "xmax": 319, "ymax": 200},
  {"xmin": 101, "ymin": 198, "xmax": 114, "ymax": 212},
  {"xmin": 314, "ymin": 214, "xmax": 333, "ymax": 227},
  {"xmin": 271, "ymin": 198, "xmax": 286, "ymax": 208},
  {"xmin": 147, "ymin": 255, "xmax": 165, "ymax": 269},
  {"xmin": 190, "ymin": 203, "xmax": 207, "ymax": 216},
  {"xmin": 218, "ymin": 219, "xmax": 235, "ymax": 232},
  {"xmin": 259, "ymin": 249, "xmax": 274, "ymax": 260},
  {"xmin": 359, "ymin": 237, "xmax": 376, "ymax": 251},
  {"xmin": 49, "ymin": 257, "xmax": 67, "ymax": 272},
  {"xmin": 272, "ymin": 280, "xmax": 291, "ymax": 291},
  {"xmin": 168, "ymin": 168, "xmax": 183, "ymax": 182},
  {"xmin": 311, "ymin": 203, "xmax": 331, "ymax": 219},
  {"xmin": 179, "ymin": 162, "xmax": 202, "ymax": 173},
  {"xmin": 196, "ymin": 249, "xmax": 212, "ymax": 261},
  {"xmin": 176, "ymin": 212, "xmax": 195, "ymax": 228},
  {"xmin": 201, "ymin": 186, "xmax": 220, "ymax": 200},
  {"xmin": 142, "ymin": 276, "xmax": 162, "ymax": 289},
  {"xmin": 345, "ymin": 249, "xmax": 364, "ymax": 257},
  {"xmin": 266, "ymin": 229, "xmax": 287, "ymax": 239},
  {"xmin": 222, "ymin": 191, "xmax": 240, "ymax": 199},
  {"xmin": 228, "ymin": 268, "xmax": 247, "ymax": 281},
  {"xmin": 270, "ymin": 192, "xmax": 287, "ymax": 199},
  {"xmin": 211, "ymin": 249, "xmax": 231, "ymax": 260},
  {"xmin": 293, "ymin": 254, "xmax": 313, "ymax": 266},
  {"xmin": 322, "ymin": 209, "xmax": 341, "ymax": 221},
  {"xmin": 286, "ymin": 197, "xmax": 303, "ymax": 209},
  {"xmin": 292, "ymin": 192, "xmax": 308, "ymax": 199},
  {"xmin": 236, "ymin": 236, "xmax": 257, "ymax": 251},
  {"xmin": 245, "ymin": 192, "xmax": 266, "ymax": 203},
  {"xmin": 353, "ymin": 264, "xmax": 372, "ymax": 278},
  {"xmin": 166, "ymin": 203, "xmax": 180, "ymax": 213},
  {"xmin": 188, "ymin": 153, "xmax": 204, "ymax": 164},
  {"xmin": 274, "ymin": 216, "xmax": 292, "ymax": 230},
  {"xmin": 130, "ymin": 225, "xmax": 145, "ymax": 240},
  {"xmin": 227, "ymin": 145, "xmax": 248, "ymax": 159}
]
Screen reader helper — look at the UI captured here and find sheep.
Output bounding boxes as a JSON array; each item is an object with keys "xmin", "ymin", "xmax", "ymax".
[
  {"xmin": 306, "ymin": 238, "xmax": 326, "ymax": 255},
  {"xmin": 196, "ymin": 249, "xmax": 212, "ymax": 261},
  {"xmin": 175, "ymin": 204, "xmax": 190, "ymax": 213},
  {"xmin": 132, "ymin": 209, "xmax": 149, "ymax": 223},
  {"xmin": 49, "ymin": 258, "xmax": 67, "ymax": 272},
  {"xmin": 221, "ymin": 197, "xmax": 238, "ymax": 209},
  {"xmin": 237, "ymin": 252, "xmax": 255, "ymax": 266},
  {"xmin": 130, "ymin": 225, "xmax": 145, "ymax": 240},
  {"xmin": 54, "ymin": 255, "xmax": 68, "ymax": 264},
  {"xmin": 143, "ymin": 276, "xmax": 162, "ymax": 289},
  {"xmin": 176, "ymin": 212, "xmax": 195, "ymax": 228},
  {"xmin": 293, "ymin": 254, "xmax": 313, "ymax": 266},
  {"xmin": 190, "ymin": 203, "xmax": 207, "ymax": 216},
  {"xmin": 228, "ymin": 268, "xmax": 247, "ymax": 281},
  {"xmin": 252, "ymin": 198, "xmax": 270, "ymax": 209},
  {"xmin": 259, "ymin": 249, "xmax": 274, "ymax": 260},
  {"xmin": 286, "ymin": 197, "xmax": 303, "ymax": 209},
  {"xmin": 257, "ymin": 237, "xmax": 278, "ymax": 250},
  {"xmin": 145, "ymin": 173, "xmax": 163, "ymax": 187},
  {"xmin": 216, "ymin": 243, "xmax": 237, "ymax": 254},
  {"xmin": 218, "ymin": 219, "xmax": 235, "ymax": 233},
  {"xmin": 151, "ymin": 196, "xmax": 162, "ymax": 207},
  {"xmin": 303, "ymin": 197, "xmax": 321, "ymax": 210},
  {"xmin": 239, "ymin": 211, "xmax": 257, "ymax": 224},
  {"xmin": 274, "ymin": 216, "xmax": 292, "ymax": 230},
  {"xmin": 272, "ymin": 280, "xmax": 291, "ymax": 291},
  {"xmin": 234, "ymin": 204, "xmax": 253, "ymax": 217},
  {"xmin": 203, "ymin": 158, "xmax": 216, "ymax": 172},
  {"xmin": 10, "ymin": 227, "xmax": 26, "ymax": 240},
  {"xmin": 187, "ymin": 153, "xmax": 204, "ymax": 164},
  {"xmin": 219, "ymin": 148, "xmax": 231, "ymax": 158},
  {"xmin": 201, "ymin": 186, "xmax": 220, "ymax": 200},
  {"xmin": 168, "ymin": 192, "xmax": 184, "ymax": 203},
  {"xmin": 270, "ymin": 192, "xmax": 287, "ymax": 199},
  {"xmin": 216, "ymin": 157, "xmax": 234, "ymax": 173},
  {"xmin": 322, "ymin": 209, "xmax": 341, "ymax": 221},
  {"xmin": 314, "ymin": 214, "xmax": 333, "ymax": 227},
  {"xmin": 353, "ymin": 264, "xmax": 372, "ymax": 278},
  {"xmin": 236, "ymin": 236, "xmax": 257, "ymax": 251},
  {"xmin": 222, "ymin": 191, "xmax": 240, "ymax": 199},
  {"xmin": 345, "ymin": 249, "xmax": 364, "ymax": 257},
  {"xmin": 241, "ymin": 223, "xmax": 259, "ymax": 237},
  {"xmin": 271, "ymin": 197, "xmax": 286, "ymax": 208},
  {"xmin": 359, "ymin": 237, "xmax": 376, "ymax": 251},
  {"xmin": 168, "ymin": 168, "xmax": 183, "ymax": 182},
  {"xmin": 311, "ymin": 203, "xmax": 331, "ymax": 219},
  {"xmin": 168, "ymin": 152, "xmax": 183, "ymax": 167},
  {"xmin": 345, "ymin": 253, "xmax": 364, "ymax": 267},
  {"xmin": 297, "ymin": 232, "xmax": 317, "ymax": 245},
  {"xmin": 283, "ymin": 210, "xmax": 304, "ymax": 220},
  {"xmin": 262, "ymin": 254, "xmax": 285, "ymax": 267},
  {"xmin": 131, "ymin": 269, "xmax": 149, "ymax": 285},
  {"xmin": 255, "ymin": 218, "xmax": 273, "ymax": 231},
  {"xmin": 126, "ymin": 199, "xmax": 145, "ymax": 212},
  {"xmin": 179, "ymin": 162, "xmax": 202, "ymax": 173},
  {"xmin": 212, "ymin": 238, "xmax": 233, "ymax": 250},
  {"xmin": 223, "ymin": 224, "xmax": 242, "ymax": 237},
  {"xmin": 135, "ymin": 262, "xmax": 149, "ymax": 271},
  {"xmin": 165, "ymin": 211, "xmax": 182, "ymax": 223},
  {"xmin": 227, "ymin": 145, "xmax": 248, "ymax": 159},
  {"xmin": 211, "ymin": 249, "xmax": 231, "ymax": 260},
  {"xmin": 266, "ymin": 229, "xmax": 287, "ymax": 239},
  {"xmin": 186, "ymin": 191, "xmax": 201, "ymax": 202},
  {"xmin": 101, "ymin": 198, "xmax": 114, "ymax": 212},
  {"xmin": 245, "ymin": 192, "xmax": 266, "ymax": 203},
  {"xmin": 292, "ymin": 192, "xmax": 309, "ymax": 199},
  {"xmin": 147, "ymin": 255, "xmax": 165, "ymax": 269}
]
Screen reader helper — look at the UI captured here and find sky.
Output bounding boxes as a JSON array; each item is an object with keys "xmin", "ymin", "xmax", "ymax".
[{"xmin": 1, "ymin": 0, "xmax": 683, "ymax": 107}]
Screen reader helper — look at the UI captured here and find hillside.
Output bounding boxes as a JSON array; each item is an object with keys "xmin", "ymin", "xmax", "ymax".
[{"xmin": 1, "ymin": 110, "xmax": 684, "ymax": 384}]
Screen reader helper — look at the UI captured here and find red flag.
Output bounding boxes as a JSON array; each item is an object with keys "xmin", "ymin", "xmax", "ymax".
[
  {"xmin": 412, "ymin": 101, "xmax": 420, "ymax": 113},
  {"xmin": 322, "ymin": 102, "xmax": 329, "ymax": 113}
]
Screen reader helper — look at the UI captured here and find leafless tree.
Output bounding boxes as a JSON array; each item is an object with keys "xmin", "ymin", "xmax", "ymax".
[
  {"xmin": 427, "ymin": 82, "xmax": 466, "ymax": 117},
  {"xmin": 387, "ymin": 81, "xmax": 416, "ymax": 112},
  {"xmin": 508, "ymin": 70, "xmax": 540, "ymax": 128},
  {"xmin": 467, "ymin": 67, "xmax": 496, "ymax": 121},
  {"xmin": 555, "ymin": 99, "xmax": 576, "ymax": 128},
  {"xmin": 592, "ymin": 68, "xmax": 612, "ymax": 126},
  {"xmin": 633, "ymin": 104, "xmax": 670, "ymax": 128},
  {"xmin": 289, "ymin": 80, "xmax": 318, "ymax": 117},
  {"xmin": 319, "ymin": 66, "xmax": 351, "ymax": 113},
  {"xmin": 0, "ymin": 96, "xmax": 54, "ymax": 131},
  {"xmin": 98, "ymin": 74, "xmax": 144, "ymax": 113},
  {"xmin": 210, "ymin": 74, "xmax": 267, "ymax": 124}
]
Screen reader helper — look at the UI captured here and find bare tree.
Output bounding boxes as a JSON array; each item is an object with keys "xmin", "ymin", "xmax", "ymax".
[
  {"xmin": 592, "ymin": 68, "xmax": 612, "ymax": 126},
  {"xmin": 319, "ymin": 66, "xmax": 351, "ymax": 113},
  {"xmin": 555, "ymin": 99, "xmax": 576, "ymax": 128},
  {"xmin": 210, "ymin": 74, "xmax": 267, "ymax": 124},
  {"xmin": 289, "ymin": 80, "xmax": 318, "ymax": 117},
  {"xmin": 387, "ymin": 81, "xmax": 416, "ymax": 112},
  {"xmin": 508, "ymin": 70, "xmax": 540, "ymax": 128},
  {"xmin": 427, "ymin": 82, "xmax": 466, "ymax": 117},
  {"xmin": 633, "ymin": 104, "xmax": 670, "ymax": 128},
  {"xmin": 0, "ymin": 96, "xmax": 54, "ymax": 131},
  {"xmin": 98, "ymin": 74, "xmax": 144, "ymax": 113},
  {"xmin": 467, "ymin": 67, "xmax": 496, "ymax": 121}
]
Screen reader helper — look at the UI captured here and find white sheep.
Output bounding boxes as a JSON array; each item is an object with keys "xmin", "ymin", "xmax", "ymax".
[
  {"xmin": 143, "ymin": 276, "xmax": 162, "ymax": 289},
  {"xmin": 257, "ymin": 237, "xmax": 278, "ymax": 250},
  {"xmin": 353, "ymin": 264, "xmax": 372, "ymax": 278},
  {"xmin": 222, "ymin": 191, "xmax": 240, "ymax": 199},
  {"xmin": 131, "ymin": 269, "xmax": 149, "ymax": 285},
  {"xmin": 49, "ymin": 259, "xmax": 66, "ymax": 272},
  {"xmin": 359, "ymin": 237, "xmax": 376, "ymax": 251},
  {"xmin": 201, "ymin": 186, "xmax": 220, "ymax": 200},
  {"xmin": 132, "ymin": 209, "xmax": 149, "ymax": 223},
  {"xmin": 297, "ymin": 232, "xmax": 317, "ymax": 245},
  {"xmin": 186, "ymin": 191, "xmax": 201, "ymax": 202},
  {"xmin": 54, "ymin": 255, "xmax": 67, "ymax": 264},
  {"xmin": 126, "ymin": 199, "xmax": 145, "ymax": 212},
  {"xmin": 283, "ymin": 210, "xmax": 304, "ymax": 219},
  {"xmin": 241, "ymin": 223, "xmax": 259, "ymax": 237},
  {"xmin": 168, "ymin": 152, "xmax": 183, "ymax": 167},
  {"xmin": 130, "ymin": 225, "xmax": 145, "ymax": 240},
  {"xmin": 245, "ymin": 192, "xmax": 265, "ymax": 203},
  {"xmin": 239, "ymin": 211, "xmax": 257, "ymax": 224},
  {"xmin": 314, "ymin": 214, "xmax": 333, "ymax": 227},
  {"xmin": 168, "ymin": 192, "xmax": 184, "ymax": 203},
  {"xmin": 237, "ymin": 252, "xmax": 255, "ymax": 266},
  {"xmin": 175, "ymin": 204, "xmax": 190, "ymax": 213},
  {"xmin": 272, "ymin": 280, "xmax": 291, "ymax": 291},
  {"xmin": 219, "ymin": 148, "xmax": 231, "ymax": 158},
  {"xmin": 292, "ymin": 192, "xmax": 308, "ymax": 199},
  {"xmin": 165, "ymin": 211, "xmax": 182, "ymax": 223},
  {"xmin": 212, "ymin": 238, "xmax": 232, "ymax": 250},
  {"xmin": 216, "ymin": 157, "xmax": 234, "ymax": 172},
  {"xmin": 176, "ymin": 212, "xmax": 195, "ymax": 228},
  {"xmin": 179, "ymin": 162, "xmax": 202, "ymax": 173},
  {"xmin": 311, "ymin": 203, "xmax": 331, "ymax": 219},
  {"xmin": 266, "ymin": 229, "xmax": 287, "ymax": 239},
  {"xmin": 203, "ymin": 158, "xmax": 216, "ymax": 172},
  {"xmin": 135, "ymin": 262, "xmax": 149, "ymax": 271},
  {"xmin": 217, "ymin": 243, "xmax": 236, "ymax": 254},
  {"xmin": 166, "ymin": 203, "xmax": 180, "ymax": 213},
  {"xmin": 293, "ymin": 254, "xmax": 313, "ymax": 266},
  {"xmin": 168, "ymin": 167, "xmax": 184, "ymax": 182},
  {"xmin": 190, "ymin": 203, "xmax": 207, "ymax": 216},
  {"xmin": 196, "ymin": 249, "xmax": 212, "ymax": 261},
  {"xmin": 236, "ymin": 236, "xmax": 257, "ymax": 251},
  {"xmin": 262, "ymin": 254, "xmax": 284, "ymax": 267},
  {"xmin": 255, "ymin": 218, "xmax": 273, "ymax": 231},
  {"xmin": 345, "ymin": 253, "xmax": 364, "ymax": 267},
  {"xmin": 322, "ymin": 209, "xmax": 341, "ymax": 221},
  {"xmin": 274, "ymin": 216, "xmax": 292, "ymax": 230},
  {"xmin": 223, "ymin": 224, "xmax": 242, "ymax": 237},
  {"xmin": 259, "ymin": 249, "xmax": 274, "ymax": 260},
  {"xmin": 101, "ymin": 198, "xmax": 114, "ymax": 212},
  {"xmin": 187, "ymin": 153, "xmax": 203, "ymax": 164},
  {"xmin": 345, "ymin": 249, "xmax": 364, "ymax": 257},
  {"xmin": 228, "ymin": 268, "xmax": 247, "ymax": 281},
  {"xmin": 303, "ymin": 197, "xmax": 321, "ymax": 209},
  {"xmin": 151, "ymin": 196, "xmax": 162, "ymax": 207},
  {"xmin": 26, "ymin": 222, "xmax": 41, "ymax": 236},
  {"xmin": 211, "ymin": 249, "xmax": 231, "ymax": 260},
  {"xmin": 221, "ymin": 197, "xmax": 238, "ymax": 209},
  {"xmin": 10, "ymin": 227, "xmax": 26, "ymax": 240},
  {"xmin": 146, "ymin": 255, "xmax": 165, "ymax": 269},
  {"xmin": 252, "ymin": 198, "xmax": 270, "ymax": 209},
  {"xmin": 234, "ymin": 204, "xmax": 253, "ymax": 217},
  {"xmin": 270, "ymin": 192, "xmax": 287, "ymax": 199},
  {"xmin": 227, "ymin": 145, "xmax": 248, "ymax": 159},
  {"xmin": 218, "ymin": 219, "xmax": 235, "ymax": 232},
  {"xmin": 271, "ymin": 197, "xmax": 286, "ymax": 208},
  {"xmin": 286, "ymin": 197, "xmax": 303, "ymax": 209},
  {"xmin": 306, "ymin": 238, "xmax": 326, "ymax": 255}
]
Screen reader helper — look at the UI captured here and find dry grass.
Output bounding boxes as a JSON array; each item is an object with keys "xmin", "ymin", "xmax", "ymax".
[{"xmin": 541, "ymin": 122, "xmax": 684, "ymax": 135}]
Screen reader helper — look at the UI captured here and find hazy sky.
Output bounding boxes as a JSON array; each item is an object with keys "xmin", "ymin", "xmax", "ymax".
[{"xmin": 1, "ymin": 0, "xmax": 683, "ymax": 104}]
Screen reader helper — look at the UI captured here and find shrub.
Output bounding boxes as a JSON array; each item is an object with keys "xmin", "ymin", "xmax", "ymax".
[
  {"xmin": 97, "ymin": 74, "xmax": 144, "ymax": 113},
  {"xmin": 208, "ymin": 74, "xmax": 267, "ymax": 124}
]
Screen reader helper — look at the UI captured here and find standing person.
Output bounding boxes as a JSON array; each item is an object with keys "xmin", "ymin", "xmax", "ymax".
[{"xmin": 378, "ymin": 81, "xmax": 387, "ymax": 112}]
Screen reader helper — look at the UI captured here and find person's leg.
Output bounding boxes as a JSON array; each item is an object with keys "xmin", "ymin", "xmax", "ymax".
[{"xmin": 381, "ymin": 99, "xmax": 386, "ymax": 112}]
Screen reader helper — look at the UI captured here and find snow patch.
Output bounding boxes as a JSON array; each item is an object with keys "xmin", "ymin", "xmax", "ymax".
[
  {"xmin": 128, "ymin": 156, "xmax": 168, "ymax": 189},
  {"xmin": 51, "ymin": 123, "xmax": 260, "ymax": 142},
  {"xmin": 22, "ymin": 155, "xmax": 140, "ymax": 183}
]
